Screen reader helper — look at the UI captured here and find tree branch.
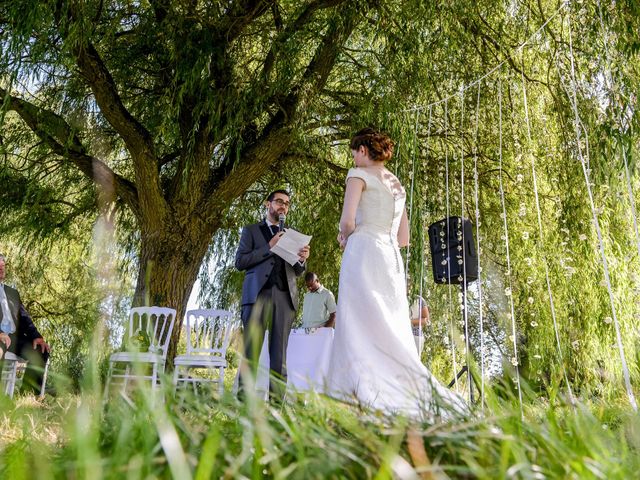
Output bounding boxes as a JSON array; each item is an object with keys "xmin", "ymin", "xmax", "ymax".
[
  {"xmin": 261, "ymin": 0, "xmax": 349, "ymax": 81},
  {"xmin": 0, "ymin": 87, "xmax": 141, "ymax": 218},
  {"xmin": 59, "ymin": 3, "xmax": 167, "ymax": 225},
  {"xmin": 216, "ymin": 0, "xmax": 272, "ymax": 44},
  {"xmin": 203, "ymin": 3, "xmax": 360, "ymax": 215}
]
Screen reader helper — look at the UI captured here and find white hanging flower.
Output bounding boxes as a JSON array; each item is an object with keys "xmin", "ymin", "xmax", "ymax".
[
  {"xmin": 508, "ymin": 335, "xmax": 515, "ymax": 342},
  {"xmin": 441, "ymin": 259, "xmax": 448, "ymax": 266},
  {"xmin": 604, "ymin": 316, "xmax": 613, "ymax": 324},
  {"xmin": 516, "ymin": 174, "xmax": 524, "ymax": 182},
  {"xmin": 595, "ymin": 206, "xmax": 604, "ymax": 215},
  {"xmin": 511, "ymin": 357, "xmax": 519, "ymax": 366},
  {"xmin": 600, "ymin": 280, "xmax": 608, "ymax": 287},
  {"xmin": 533, "ymin": 354, "xmax": 542, "ymax": 359},
  {"xmin": 527, "ymin": 297, "xmax": 534, "ymax": 304},
  {"xmin": 530, "ymin": 321, "xmax": 538, "ymax": 327},
  {"xmin": 504, "ymin": 288, "xmax": 512, "ymax": 296},
  {"xmin": 518, "ymin": 204, "xmax": 527, "ymax": 217},
  {"xmin": 526, "ymin": 277, "xmax": 534, "ymax": 284},
  {"xmin": 522, "ymin": 231, "xmax": 530, "ymax": 240},
  {"xmin": 579, "ymin": 234, "xmax": 587, "ymax": 241},
  {"xmin": 525, "ymin": 257, "xmax": 533, "ymax": 266},
  {"xmin": 571, "ymin": 340, "xmax": 580, "ymax": 349}
]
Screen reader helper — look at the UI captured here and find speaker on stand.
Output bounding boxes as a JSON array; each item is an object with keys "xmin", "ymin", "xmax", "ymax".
[{"xmin": 428, "ymin": 216, "xmax": 479, "ymax": 403}]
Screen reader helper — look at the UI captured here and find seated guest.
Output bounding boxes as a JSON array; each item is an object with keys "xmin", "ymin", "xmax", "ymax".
[
  {"xmin": 410, "ymin": 295, "xmax": 430, "ymax": 355},
  {"xmin": 0, "ymin": 254, "xmax": 51, "ymax": 394},
  {"xmin": 300, "ymin": 273, "xmax": 337, "ymax": 328}
]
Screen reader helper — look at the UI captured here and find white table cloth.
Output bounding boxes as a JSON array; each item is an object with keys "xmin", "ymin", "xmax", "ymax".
[{"xmin": 241, "ymin": 327, "xmax": 335, "ymax": 395}]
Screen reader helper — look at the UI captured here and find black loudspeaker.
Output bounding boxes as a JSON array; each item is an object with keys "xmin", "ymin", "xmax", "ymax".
[{"xmin": 428, "ymin": 216, "xmax": 478, "ymax": 285}]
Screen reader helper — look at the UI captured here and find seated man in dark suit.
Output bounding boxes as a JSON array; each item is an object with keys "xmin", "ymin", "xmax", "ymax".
[{"xmin": 0, "ymin": 254, "xmax": 51, "ymax": 394}]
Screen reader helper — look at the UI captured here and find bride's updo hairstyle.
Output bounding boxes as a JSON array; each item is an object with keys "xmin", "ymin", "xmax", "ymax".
[{"xmin": 350, "ymin": 128, "xmax": 394, "ymax": 162}]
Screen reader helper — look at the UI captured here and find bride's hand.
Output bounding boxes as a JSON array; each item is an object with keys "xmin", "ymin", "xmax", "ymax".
[{"xmin": 337, "ymin": 233, "xmax": 348, "ymax": 250}]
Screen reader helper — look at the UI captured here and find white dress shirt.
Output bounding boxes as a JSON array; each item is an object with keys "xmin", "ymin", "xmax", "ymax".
[{"xmin": 0, "ymin": 284, "xmax": 17, "ymax": 334}]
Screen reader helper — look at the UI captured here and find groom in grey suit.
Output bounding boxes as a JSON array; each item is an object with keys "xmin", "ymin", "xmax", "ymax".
[{"xmin": 235, "ymin": 190, "xmax": 310, "ymax": 401}]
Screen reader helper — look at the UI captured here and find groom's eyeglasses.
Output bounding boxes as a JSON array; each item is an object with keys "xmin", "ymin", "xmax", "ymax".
[{"xmin": 271, "ymin": 198, "xmax": 290, "ymax": 207}]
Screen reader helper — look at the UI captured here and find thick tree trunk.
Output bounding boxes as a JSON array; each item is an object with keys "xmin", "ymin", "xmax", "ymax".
[{"xmin": 132, "ymin": 218, "xmax": 217, "ymax": 366}]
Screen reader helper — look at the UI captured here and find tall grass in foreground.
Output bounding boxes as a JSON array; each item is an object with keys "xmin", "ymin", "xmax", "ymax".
[{"xmin": 1, "ymin": 369, "xmax": 639, "ymax": 480}]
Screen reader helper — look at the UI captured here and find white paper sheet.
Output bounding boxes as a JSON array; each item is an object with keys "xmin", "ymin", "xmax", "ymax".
[{"xmin": 271, "ymin": 228, "xmax": 312, "ymax": 265}]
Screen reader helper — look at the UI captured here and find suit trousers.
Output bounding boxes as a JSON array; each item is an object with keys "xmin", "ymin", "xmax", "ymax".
[
  {"xmin": 6, "ymin": 334, "xmax": 49, "ymax": 394},
  {"xmin": 240, "ymin": 286, "xmax": 295, "ymax": 400}
]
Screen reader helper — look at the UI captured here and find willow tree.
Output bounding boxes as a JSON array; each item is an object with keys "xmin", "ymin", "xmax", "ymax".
[{"xmin": 0, "ymin": 0, "xmax": 451, "ymax": 360}]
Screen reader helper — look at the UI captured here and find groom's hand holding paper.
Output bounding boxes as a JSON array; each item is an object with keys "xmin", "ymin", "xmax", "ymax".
[{"xmin": 271, "ymin": 228, "xmax": 312, "ymax": 265}]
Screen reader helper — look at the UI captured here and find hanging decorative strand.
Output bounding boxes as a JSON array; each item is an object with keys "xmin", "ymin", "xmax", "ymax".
[
  {"xmin": 418, "ymin": 106, "xmax": 434, "ymax": 341},
  {"xmin": 520, "ymin": 69, "xmax": 575, "ymax": 406},
  {"xmin": 498, "ymin": 76, "xmax": 524, "ymax": 418},
  {"xmin": 405, "ymin": 110, "xmax": 420, "ymax": 282},
  {"xmin": 444, "ymin": 98, "xmax": 460, "ymax": 392},
  {"xmin": 564, "ymin": 10, "xmax": 638, "ymax": 411},
  {"xmin": 471, "ymin": 81, "xmax": 486, "ymax": 412},
  {"xmin": 459, "ymin": 87, "xmax": 473, "ymax": 404}
]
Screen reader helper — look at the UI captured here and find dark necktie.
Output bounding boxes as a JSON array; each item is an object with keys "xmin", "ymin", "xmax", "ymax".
[{"xmin": 269, "ymin": 225, "xmax": 278, "ymax": 237}]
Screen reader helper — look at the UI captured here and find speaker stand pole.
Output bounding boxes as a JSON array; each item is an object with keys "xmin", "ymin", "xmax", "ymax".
[{"xmin": 447, "ymin": 283, "xmax": 475, "ymax": 404}]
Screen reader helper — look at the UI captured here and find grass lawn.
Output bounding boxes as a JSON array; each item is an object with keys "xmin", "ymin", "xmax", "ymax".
[{"xmin": 1, "ymin": 362, "xmax": 640, "ymax": 479}]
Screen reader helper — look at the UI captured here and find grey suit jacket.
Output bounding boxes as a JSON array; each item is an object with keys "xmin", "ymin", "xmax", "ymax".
[{"xmin": 235, "ymin": 220, "xmax": 305, "ymax": 309}]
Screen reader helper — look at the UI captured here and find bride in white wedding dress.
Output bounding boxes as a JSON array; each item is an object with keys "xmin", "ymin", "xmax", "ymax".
[{"xmin": 328, "ymin": 128, "xmax": 466, "ymax": 419}]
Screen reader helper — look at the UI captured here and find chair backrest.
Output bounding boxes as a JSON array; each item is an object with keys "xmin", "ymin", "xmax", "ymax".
[
  {"xmin": 184, "ymin": 309, "xmax": 236, "ymax": 357},
  {"xmin": 128, "ymin": 306, "xmax": 177, "ymax": 359}
]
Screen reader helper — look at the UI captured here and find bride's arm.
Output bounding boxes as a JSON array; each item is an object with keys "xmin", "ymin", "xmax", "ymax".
[
  {"xmin": 397, "ymin": 208, "xmax": 409, "ymax": 247},
  {"xmin": 339, "ymin": 178, "xmax": 365, "ymax": 245}
]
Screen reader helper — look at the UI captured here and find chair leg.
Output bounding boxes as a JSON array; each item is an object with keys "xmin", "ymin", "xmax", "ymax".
[
  {"xmin": 38, "ymin": 360, "xmax": 50, "ymax": 399},
  {"xmin": 151, "ymin": 364, "xmax": 161, "ymax": 406},
  {"xmin": 151, "ymin": 365, "xmax": 157, "ymax": 391},
  {"xmin": 8, "ymin": 361, "xmax": 18, "ymax": 398},
  {"xmin": 172, "ymin": 366, "xmax": 180, "ymax": 396},
  {"xmin": 219, "ymin": 367, "xmax": 225, "ymax": 395},
  {"xmin": 122, "ymin": 364, "xmax": 131, "ymax": 392},
  {"xmin": 103, "ymin": 361, "xmax": 115, "ymax": 404}
]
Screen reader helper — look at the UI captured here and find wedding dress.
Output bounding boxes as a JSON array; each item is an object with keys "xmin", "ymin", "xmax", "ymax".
[{"xmin": 328, "ymin": 167, "xmax": 466, "ymax": 418}]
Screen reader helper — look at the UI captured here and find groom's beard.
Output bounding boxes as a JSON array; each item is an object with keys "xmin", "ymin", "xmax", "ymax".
[{"xmin": 268, "ymin": 206, "xmax": 285, "ymax": 224}]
